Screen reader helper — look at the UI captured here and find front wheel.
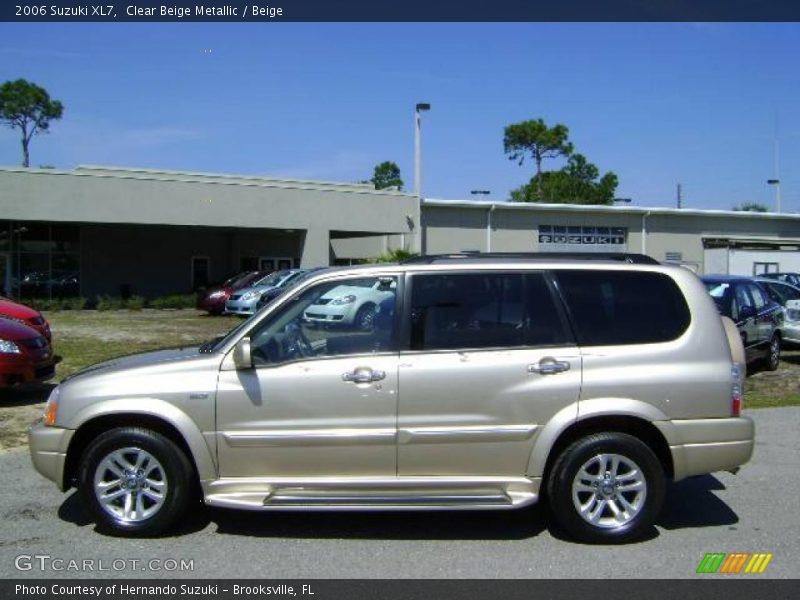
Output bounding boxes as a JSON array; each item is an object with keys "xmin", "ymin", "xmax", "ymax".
[
  {"xmin": 78, "ymin": 427, "xmax": 194, "ymax": 536},
  {"xmin": 354, "ymin": 303, "xmax": 376, "ymax": 331},
  {"xmin": 546, "ymin": 432, "xmax": 665, "ymax": 544}
]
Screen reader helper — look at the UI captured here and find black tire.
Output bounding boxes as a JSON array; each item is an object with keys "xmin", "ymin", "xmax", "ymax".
[
  {"xmin": 765, "ymin": 334, "xmax": 781, "ymax": 371},
  {"xmin": 354, "ymin": 303, "xmax": 376, "ymax": 331},
  {"xmin": 546, "ymin": 432, "xmax": 665, "ymax": 544},
  {"xmin": 78, "ymin": 427, "xmax": 194, "ymax": 537}
]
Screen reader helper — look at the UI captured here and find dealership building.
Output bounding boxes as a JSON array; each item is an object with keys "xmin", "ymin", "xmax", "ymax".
[{"xmin": 2, "ymin": 164, "xmax": 800, "ymax": 299}]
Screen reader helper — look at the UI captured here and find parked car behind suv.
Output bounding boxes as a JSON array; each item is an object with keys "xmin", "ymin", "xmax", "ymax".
[
  {"xmin": 196, "ymin": 270, "xmax": 266, "ymax": 315},
  {"xmin": 760, "ymin": 272, "xmax": 800, "ymax": 287},
  {"xmin": 224, "ymin": 269, "xmax": 306, "ymax": 316},
  {"xmin": 702, "ymin": 275, "xmax": 782, "ymax": 369},
  {"xmin": 0, "ymin": 298, "xmax": 52, "ymax": 342},
  {"xmin": 30, "ymin": 255, "xmax": 753, "ymax": 543},
  {"xmin": 1, "ymin": 319, "xmax": 56, "ymax": 387},
  {"xmin": 755, "ymin": 277, "xmax": 800, "ymax": 346}
]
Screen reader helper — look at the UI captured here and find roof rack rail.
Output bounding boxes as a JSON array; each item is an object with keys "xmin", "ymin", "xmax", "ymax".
[{"xmin": 401, "ymin": 252, "xmax": 659, "ymax": 265}]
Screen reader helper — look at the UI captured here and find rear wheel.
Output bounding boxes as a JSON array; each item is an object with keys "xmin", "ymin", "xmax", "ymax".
[
  {"xmin": 547, "ymin": 432, "xmax": 665, "ymax": 543},
  {"xmin": 78, "ymin": 427, "xmax": 194, "ymax": 536},
  {"xmin": 765, "ymin": 334, "xmax": 781, "ymax": 371}
]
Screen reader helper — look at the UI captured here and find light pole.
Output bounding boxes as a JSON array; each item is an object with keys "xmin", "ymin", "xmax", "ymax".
[
  {"xmin": 767, "ymin": 179, "xmax": 781, "ymax": 213},
  {"xmin": 414, "ymin": 103, "xmax": 431, "ymax": 198},
  {"xmin": 613, "ymin": 197, "xmax": 632, "ymax": 204},
  {"xmin": 470, "ymin": 190, "xmax": 491, "ymax": 197}
]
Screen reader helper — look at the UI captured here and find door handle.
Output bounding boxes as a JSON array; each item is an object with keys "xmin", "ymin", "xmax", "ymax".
[
  {"xmin": 528, "ymin": 359, "xmax": 570, "ymax": 375},
  {"xmin": 342, "ymin": 368, "xmax": 386, "ymax": 383}
]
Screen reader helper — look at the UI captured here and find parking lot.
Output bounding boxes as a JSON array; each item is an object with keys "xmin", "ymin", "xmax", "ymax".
[{"xmin": 0, "ymin": 309, "xmax": 797, "ymax": 578}]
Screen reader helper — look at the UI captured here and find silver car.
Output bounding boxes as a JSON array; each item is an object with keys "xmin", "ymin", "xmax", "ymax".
[
  {"xmin": 755, "ymin": 277, "xmax": 800, "ymax": 345},
  {"xmin": 29, "ymin": 255, "xmax": 754, "ymax": 543},
  {"xmin": 224, "ymin": 269, "xmax": 305, "ymax": 316}
]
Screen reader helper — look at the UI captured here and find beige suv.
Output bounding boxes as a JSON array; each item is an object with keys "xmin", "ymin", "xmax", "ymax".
[{"xmin": 29, "ymin": 254, "xmax": 754, "ymax": 543}]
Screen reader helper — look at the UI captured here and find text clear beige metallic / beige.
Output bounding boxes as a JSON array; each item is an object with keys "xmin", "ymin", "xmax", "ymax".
[{"xmin": 29, "ymin": 256, "xmax": 755, "ymax": 542}]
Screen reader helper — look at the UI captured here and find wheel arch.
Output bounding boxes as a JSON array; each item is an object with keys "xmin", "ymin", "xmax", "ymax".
[
  {"xmin": 63, "ymin": 408, "xmax": 216, "ymax": 492},
  {"xmin": 530, "ymin": 413, "xmax": 674, "ymax": 493}
]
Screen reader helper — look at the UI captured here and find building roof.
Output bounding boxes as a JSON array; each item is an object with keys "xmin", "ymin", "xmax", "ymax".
[{"xmin": 422, "ymin": 198, "xmax": 800, "ymax": 221}]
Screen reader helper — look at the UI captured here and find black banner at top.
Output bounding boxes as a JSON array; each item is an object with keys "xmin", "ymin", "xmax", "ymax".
[{"xmin": 2, "ymin": 0, "xmax": 800, "ymax": 22}]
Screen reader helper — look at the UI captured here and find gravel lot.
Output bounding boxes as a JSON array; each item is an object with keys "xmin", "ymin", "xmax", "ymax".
[{"xmin": 0, "ymin": 407, "xmax": 796, "ymax": 579}]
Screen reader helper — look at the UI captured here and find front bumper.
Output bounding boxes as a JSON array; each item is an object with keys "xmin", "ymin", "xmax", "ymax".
[
  {"xmin": 304, "ymin": 303, "xmax": 356, "ymax": 325},
  {"xmin": 0, "ymin": 354, "xmax": 56, "ymax": 387},
  {"xmin": 657, "ymin": 416, "xmax": 755, "ymax": 481},
  {"xmin": 28, "ymin": 419, "xmax": 74, "ymax": 491},
  {"xmin": 224, "ymin": 297, "xmax": 258, "ymax": 316},
  {"xmin": 781, "ymin": 321, "xmax": 800, "ymax": 344}
]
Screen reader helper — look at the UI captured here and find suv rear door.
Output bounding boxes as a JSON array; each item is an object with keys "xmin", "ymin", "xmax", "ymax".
[{"xmin": 396, "ymin": 270, "xmax": 581, "ymax": 478}]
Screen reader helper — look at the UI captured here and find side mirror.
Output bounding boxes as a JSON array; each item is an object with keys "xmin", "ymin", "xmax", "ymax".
[
  {"xmin": 739, "ymin": 305, "xmax": 756, "ymax": 320},
  {"xmin": 232, "ymin": 337, "xmax": 253, "ymax": 370}
]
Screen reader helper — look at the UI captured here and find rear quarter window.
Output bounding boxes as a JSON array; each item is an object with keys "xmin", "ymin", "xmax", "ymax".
[{"xmin": 555, "ymin": 270, "xmax": 691, "ymax": 346}]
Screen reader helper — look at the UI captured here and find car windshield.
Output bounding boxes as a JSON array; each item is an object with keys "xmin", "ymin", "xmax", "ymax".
[{"xmin": 254, "ymin": 271, "xmax": 289, "ymax": 287}]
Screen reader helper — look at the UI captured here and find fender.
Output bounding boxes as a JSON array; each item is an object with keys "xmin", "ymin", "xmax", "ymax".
[
  {"xmin": 67, "ymin": 397, "xmax": 218, "ymax": 481},
  {"xmin": 525, "ymin": 397, "xmax": 678, "ymax": 478}
]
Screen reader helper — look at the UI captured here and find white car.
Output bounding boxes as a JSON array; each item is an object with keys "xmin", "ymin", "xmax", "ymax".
[{"xmin": 303, "ymin": 278, "xmax": 394, "ymax": 330}]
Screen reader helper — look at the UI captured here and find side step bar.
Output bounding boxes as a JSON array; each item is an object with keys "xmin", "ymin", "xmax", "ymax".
[
  {"xmin": 203, "ymin": 476, "xmax": 540, "ymax": 511},
  {"xmin": 264, "ymin": 493, "xmax": 512, "ymax": 507}
]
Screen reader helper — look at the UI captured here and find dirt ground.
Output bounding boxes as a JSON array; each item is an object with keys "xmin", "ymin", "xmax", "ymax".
[{"xmin": 1, "ymin": 309, "xmax": 798, "ymax": 451}]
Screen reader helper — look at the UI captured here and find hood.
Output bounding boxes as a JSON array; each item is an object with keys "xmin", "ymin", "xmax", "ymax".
[
  {"xmin": 0, "ymin": 299, "xmax": 40, "ymax": 321},
  {"xmin": 237, "ymin": 284, "xmax": 279, "ymax": 296},
  {"xmin": 0, "ymin": 318, "xmax": 41, "ymax": 341},
  {"xmin": 65, "ymin": 346, "xmax": 203, "ymax": 381}
]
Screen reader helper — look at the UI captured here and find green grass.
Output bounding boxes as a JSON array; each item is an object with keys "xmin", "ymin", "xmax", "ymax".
[{"xmin": 45, "ymin": 309, "xmax": 241, "ymax": 379}]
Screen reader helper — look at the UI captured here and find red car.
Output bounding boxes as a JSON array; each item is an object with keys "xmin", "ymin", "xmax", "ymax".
[
  {"xmin": 0, "ymin": 298, "xmax": 51, "ymax": 342},
  {"xmin": 196, "ymin": 271, "xmax": 268, "ymax": 315},
  {"xmin": 0, "ymin": 319, "xmax": 56, "ymax": 387}
]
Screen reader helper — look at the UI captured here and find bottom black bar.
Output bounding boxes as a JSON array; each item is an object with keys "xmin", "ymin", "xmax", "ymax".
[{"xmin": 1, "ymin": 579, "xmax": 797, "ymax": 600}]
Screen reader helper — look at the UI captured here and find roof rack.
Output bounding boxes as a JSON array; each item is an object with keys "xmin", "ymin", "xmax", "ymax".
[{"xmin": 401, "ymin": 252, "xmax": 659, "ymax": 265}]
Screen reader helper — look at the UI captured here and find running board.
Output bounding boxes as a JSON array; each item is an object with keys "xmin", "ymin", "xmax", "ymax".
[{"xmin": 203, "ymin": 476, "xmax": 540, "ymax": 511}]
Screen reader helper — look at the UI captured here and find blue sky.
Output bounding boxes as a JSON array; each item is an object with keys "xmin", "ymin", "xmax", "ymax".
[{"xmin": 1, "ymin": 22, "xmax": 799, "ymax": 210}]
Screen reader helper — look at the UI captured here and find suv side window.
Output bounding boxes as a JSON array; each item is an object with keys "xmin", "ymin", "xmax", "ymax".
[
  {"xmin": 408, "ymin": 272, "xmax": 569, "ymax": 351},
  {"xmin": 248, "ymin": 275, "xmax": 398, "ymax": 365},
  {"xmin": 555, "ymin": 270, "xmax": 690, "ymax": 346}
]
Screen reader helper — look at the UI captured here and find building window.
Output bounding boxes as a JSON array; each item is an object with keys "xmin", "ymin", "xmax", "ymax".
[
  {"xmin": 539, "ymin": 225, "xmax": 627, "ymax": 252},
  {"xmin": 0, "ymin": 221, "xmax": 81, "ymax": 300},
  {"xmin": 192, "ymin": 256, "xmax": 210, "ymax": 290},
  {"xmin": 753, "ymin": 262, "xmax": 779, "ymax": 275}
]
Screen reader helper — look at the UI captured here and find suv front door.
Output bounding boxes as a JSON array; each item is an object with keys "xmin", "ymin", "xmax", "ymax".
[
  {"xmin": 215, "ymin": 274, "xmax": 400, "ymax": 478},
  {"xmin": 397, "ymin": 271, "xmax": 581, "ymax": 478}
]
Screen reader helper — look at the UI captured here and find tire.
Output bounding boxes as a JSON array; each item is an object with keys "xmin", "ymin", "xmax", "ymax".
[
  {"xmin": 546, "ymin": 432, "xmax": 665, "ymax": 544},
  {"xmin": 78, "ymin": 427, "xmax": 194, "ymax": 537},
  {"xmin": 354, "ymin": 303, "xmax": 376, "ymax": 331},
  {"xmin": 765, "ymin": 334, "xmax": 781, "ymax": 371}
]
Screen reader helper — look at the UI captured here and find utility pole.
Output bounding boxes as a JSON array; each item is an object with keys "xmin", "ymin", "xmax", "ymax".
[
  {"xmin": 414, "ymin": 103, "xmax": 431, "ymax": 198},
  {"xmin": 676, "ymin": 183, "xmax": 683, "ymax": 209}
]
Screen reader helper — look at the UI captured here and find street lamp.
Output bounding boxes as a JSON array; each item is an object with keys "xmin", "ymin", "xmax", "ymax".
[
  {"xmin": 470, "ymin": 190, "xmax": 491, "ymax": 197},
  {"xmin": 767, "ymin": 179, "xmax": 781, "ymax": 213},
  {"xmin": 613, "ymin": 197, "xmax": 632, "ymax": 204},
  {"xmin": 414, "ymin": 103, "xmax": 431, "ymax": 198}
]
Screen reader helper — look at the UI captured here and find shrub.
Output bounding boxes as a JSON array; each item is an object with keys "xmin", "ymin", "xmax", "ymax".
[
  {"xmin": 65, "ymin": 296, "xmax": 88, "ymax": 310},
  {"xmin": 125, "ymin": 295, "xmax": 145, "ymax": 311},
  {"xmin": 95, "ymin": 295, "xmax": 124, "ymax": 311},
  {"xmin": 373, "ymin": 248, "xmax": 419, "ymax": 263},
  {"xmin": 150, "ymin": 293, "xmax": 195, "ymax": 310}
]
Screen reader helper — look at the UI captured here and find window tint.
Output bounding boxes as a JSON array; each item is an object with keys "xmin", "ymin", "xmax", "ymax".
[
  {"xmin": 555, "ymin": 270, "xmax": 690, "ymax": 346},
  {"xmin": 747, "ymin": 284, "xmax": 767, "ymax": 309},
  {"xmin": 734, "ymin": 284, "xmax": 752, "ymax": 321},
  {"xmin": 248, "ymin": 276, "xmax": 398, "ymax": 365},
  {"xmin": 409, "ymin": 272, "xmax": 569, "ymax": 351}
]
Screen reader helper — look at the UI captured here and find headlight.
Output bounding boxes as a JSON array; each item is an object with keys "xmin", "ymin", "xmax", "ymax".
[
  {"xmin": 0, "ymin": 339, "xmax": 21, "ymax": 354},
  {"xmin": 43, "ymin": 386, "xmax": 60, "ymax": 426},
  {"xmin": 208, "ymin": 290, "xmax": 226, "ymax": 298},
  {"xmin": 241, "ymin": 291, "xmax": 260, "ymax": 301},
  {"xmin": 331, "ymin": 294, "xmax": 356, "ymax": 305}
]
